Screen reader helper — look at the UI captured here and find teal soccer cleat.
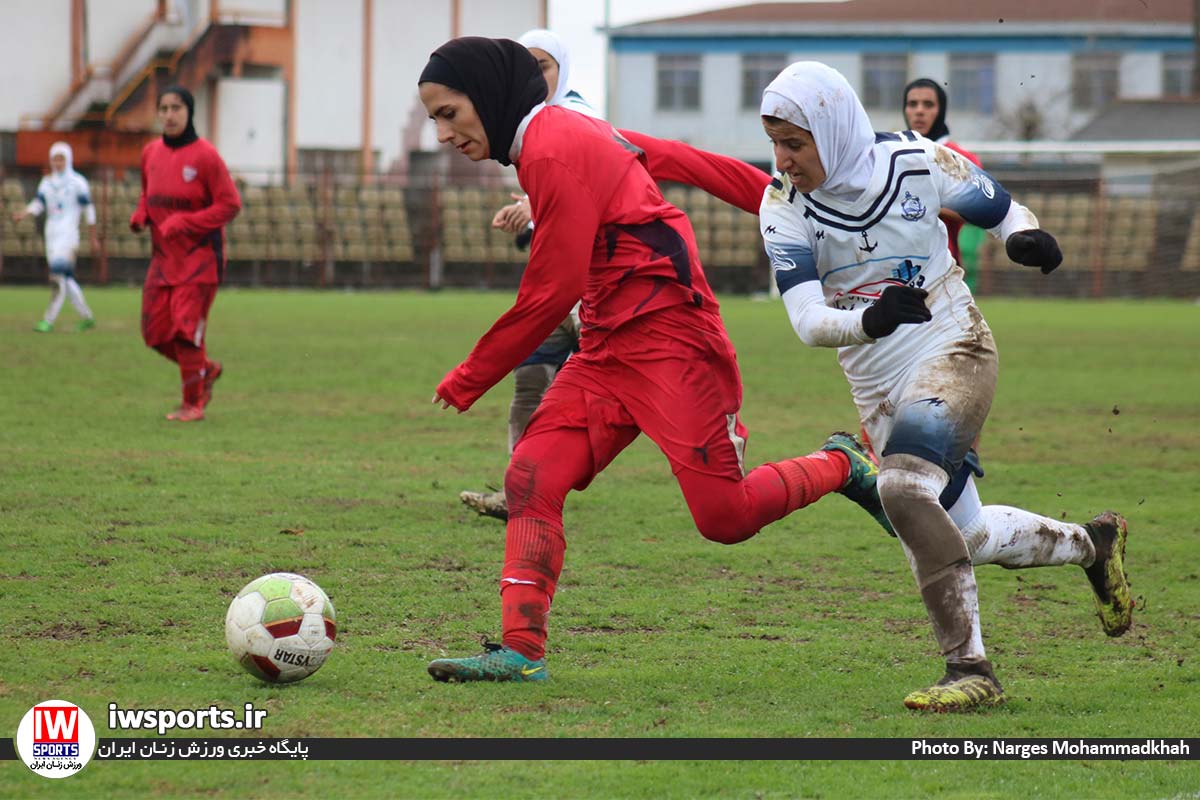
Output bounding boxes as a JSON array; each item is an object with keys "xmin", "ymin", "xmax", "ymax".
[
  {"xmin": 428, "ymin": 640, "xmax": 547, "ymax": 683},
  {"xmin": 821, "ymin": 431, "xmax": 895, "ymax": 536}
]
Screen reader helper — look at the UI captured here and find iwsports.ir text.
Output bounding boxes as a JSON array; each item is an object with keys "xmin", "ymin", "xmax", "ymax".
[{"xmin": 108, "ymin": 702, "xmax": 267, "ymax": 735}]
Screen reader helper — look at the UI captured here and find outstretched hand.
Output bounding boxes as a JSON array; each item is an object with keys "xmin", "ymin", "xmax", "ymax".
[
  {"xmin": 1006, "ymin": 229, "xmax": 1062, "ymax": 274},
  {"xmin": 861, "ymin": 285, "xmax": 932, "ymax": 339}
]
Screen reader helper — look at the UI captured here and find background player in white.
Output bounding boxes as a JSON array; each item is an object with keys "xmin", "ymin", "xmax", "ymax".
[
  {"xmin": 756, "ymin": 62, "xmax": 1132, "ymax": 711},
  {"xmin": 11, "ymin": 142, "xmax": 98, "ymax": 333},
  {"xmin": 459, "ymin": 28, "xmax": 599, "ymax": 520}
]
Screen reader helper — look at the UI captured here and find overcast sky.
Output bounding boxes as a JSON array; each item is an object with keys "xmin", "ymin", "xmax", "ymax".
[{"xmin": 546, "ymin": 0, "xmax": 765, "ymax": 115}]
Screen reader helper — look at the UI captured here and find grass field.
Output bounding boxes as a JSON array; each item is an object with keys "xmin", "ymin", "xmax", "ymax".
[{"xmin": 1, "ymin": 286, "xmax": 1197, "ymax": 799}]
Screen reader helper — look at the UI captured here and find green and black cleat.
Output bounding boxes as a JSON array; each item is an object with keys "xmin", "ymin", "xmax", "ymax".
[
  {"xmin": 428, "ymin": 640, "xmax": 547, "ymax": 683},
  {"xmin": 821, "ymin": 432, "xmax": 894, "ymax": 536}
]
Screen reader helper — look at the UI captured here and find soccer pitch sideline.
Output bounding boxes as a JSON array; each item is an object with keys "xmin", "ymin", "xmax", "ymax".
[{"xmin": 1, "ymin": 287, "xmax": 1196, "ymax": 798}]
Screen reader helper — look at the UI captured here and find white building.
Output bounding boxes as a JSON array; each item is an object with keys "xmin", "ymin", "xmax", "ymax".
[
  {"xmin": 1, "ymin": 0, "xmax": 546, "ymax": 181},
  {"xmin": 608, "ymin": 0, "xmax": 1195, "ymax": 162}
]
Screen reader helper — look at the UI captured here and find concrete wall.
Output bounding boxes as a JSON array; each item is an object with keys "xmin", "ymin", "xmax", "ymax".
[
  {"xmin": 295, "ymin": 1, "xmax": 363, "ymax": 151},
  {"xmin": 86, "ymin": 1, "xmax": 153, "ymax": 68},
  {"xmin": 0, "ymin": 0, "xmax": 73, "ymax": 129}
]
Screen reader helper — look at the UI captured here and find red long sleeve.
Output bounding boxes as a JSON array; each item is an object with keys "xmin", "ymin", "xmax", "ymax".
[
  {"xmin": 436, "ymin": 157, "xmax": 595, "ymax": 411},
  {"xmin": 619, "ymin": 129, "xmax": 771, "ymax": 216}
]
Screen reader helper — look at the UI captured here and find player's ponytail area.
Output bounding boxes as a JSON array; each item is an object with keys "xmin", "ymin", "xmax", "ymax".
[{"xmin": 0, "ymin": 286, "xmax": 1195, "ymax": 797}]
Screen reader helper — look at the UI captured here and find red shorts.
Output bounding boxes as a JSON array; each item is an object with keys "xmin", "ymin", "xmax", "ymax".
[
  {"xmin": 141, "ymin": 282, "xmax": 217, "ymax": 347},
  {"xmin": 521, "ymin": 305, "xmax": 748, "ymax": 489}
]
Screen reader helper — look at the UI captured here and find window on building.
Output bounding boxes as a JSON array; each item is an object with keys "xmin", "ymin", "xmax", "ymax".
[
  {"xmin": 1071, "ymin": 52, "xmax": 1120, "ymax": 111},
  {"xmin": 862, "ymin": 53, "xmax": 909, "ymax": 108},
  {"xmin": 657, "ymin": 54, "xmax": 702, "ymax": 111},
  {"xmin": 948, "ymin": 54, "xmax": 996, "ymax": 114},
  {"xmin": 741, "ymin": 53, "xmax": 788, "ymax": 109},
  {"xmin": 1162, "ymin": 52, "xmax": 1195, "ymax": 97}
]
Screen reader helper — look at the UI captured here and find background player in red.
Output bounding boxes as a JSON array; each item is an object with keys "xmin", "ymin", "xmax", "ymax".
[
  {"xmin": 903, "ymin": 79, "xmax": 983, "ymax": 271},
  {"xmin": 130, "ymin": 85, "xmax": 241, "ymax": 422},
  {"xmin": 417, "ymin": 37, "xmax": 883, "ymax": 683}
]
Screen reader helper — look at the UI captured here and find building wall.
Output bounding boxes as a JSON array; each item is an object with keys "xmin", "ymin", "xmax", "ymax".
[
  {"xmin": 295, "ymin": 1, "xmax": 363, "ymax": 152},
  {"xmin": 610, "ymin": 34, "xmax": 1191, "ymax": 158},
  {"xmin": 86, "ymin": 1, "xmax": 154, "ymax": 68},
  {"xmin": 0, "ymin": 0, "xmax": 73, "ymax": 130}
]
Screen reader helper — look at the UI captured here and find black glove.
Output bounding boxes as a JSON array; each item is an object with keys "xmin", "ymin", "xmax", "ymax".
[
  {"xmin": 1005, "ymin": 229, "xmax": 1062, "ymax": 274},
  {"xmin": 861, "ymin": 285, "xmax": 932, "ymax": 339}
]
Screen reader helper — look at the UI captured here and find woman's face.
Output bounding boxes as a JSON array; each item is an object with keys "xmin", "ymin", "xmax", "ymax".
[
  {"xmin": 762, "ymin": 117, "xmax": 826, "ymax": 193},
  {"xmin": 527, "ymin": 47, "xmax": 560, "ymax": 98},
  {"xmin": 158, "ymin": 93, "xmax": 189, "ymax": 137},
  {"xmin": 419, "ymin": 82, "xmax": 489, "ymax": 161},
  {"xmin": 905, "ymin": 86, "xmax": 940, "ymax": 136}
]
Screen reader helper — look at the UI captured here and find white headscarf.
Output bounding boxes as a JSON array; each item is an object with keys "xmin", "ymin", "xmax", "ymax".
[
  {"xmin": 518, "ymin": 28, "xmax": 573, "ymax": 109},
  {"xmin": 49, "ymin": 141, "xmax": 74, "ymax": 175},
  {"xmin": 760, "ymin": 62, "xmax": 876, "ymax": 201}
]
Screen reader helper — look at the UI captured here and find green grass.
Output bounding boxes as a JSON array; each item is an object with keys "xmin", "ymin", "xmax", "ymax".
[{"xmin": 1, "ymin": 287, "xmax": 1197, "ymax": 799}]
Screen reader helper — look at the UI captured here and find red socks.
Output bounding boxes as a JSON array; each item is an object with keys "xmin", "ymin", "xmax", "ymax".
[
  {"xmin": 174, "ymin": 341, "xmax": 207, "ymax": 406},
  {"xmin": 500, "ymin": 517, "xmax": 565, "ymax": 661},
  {"xmin": 768, "ymin": 449, "xmax": 850, "ymax": 516}
]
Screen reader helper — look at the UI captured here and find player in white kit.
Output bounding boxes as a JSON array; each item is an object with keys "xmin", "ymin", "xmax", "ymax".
[
  {"xmin": 12, "ymin": 142, "xmax": 98, "ymax": 333},
  {"xmin": 756, "ymin": 63, "xmax": 1132, "ymax": 711}
]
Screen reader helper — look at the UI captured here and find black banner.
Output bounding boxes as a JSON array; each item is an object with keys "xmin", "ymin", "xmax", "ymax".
[{"xmin": 3, "ymin": 738, "xmax": 1196, "ymax": 761}]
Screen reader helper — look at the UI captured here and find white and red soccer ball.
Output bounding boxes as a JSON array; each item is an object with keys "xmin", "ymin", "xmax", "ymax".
[{"xmin": 225, "ymin": 572, "xmax": 336, "ymax": 683}]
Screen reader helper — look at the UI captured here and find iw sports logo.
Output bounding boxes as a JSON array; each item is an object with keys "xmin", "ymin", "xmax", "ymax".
[{"xmin": 15, "ymin": 699, "xmax": 96, "ymax": 778}]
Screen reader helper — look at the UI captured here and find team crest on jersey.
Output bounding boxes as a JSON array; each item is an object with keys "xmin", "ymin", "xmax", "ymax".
[
  {"xmin": 182, "ymin": 166, "xmax": 198, "ymax": 182},
  {"xmin": 900, "ymin": 191, "xmax": 926, "ymax": 221},
  {"xmin": 972, "ymin": 174, "xmax": 995, "ymax": 199}
]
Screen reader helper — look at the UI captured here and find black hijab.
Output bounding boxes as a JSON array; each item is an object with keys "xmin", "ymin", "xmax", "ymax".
[
  {"xmin": 903, "ymin": 78, "xmax": 949, "ymax": 141},
  {"xmin": 419, "ymin": 37, "xmax": 547, "ymax": 166},
  {"xmin": 158, "ymin": 85, "xmax": 198, "ymax": 149}
]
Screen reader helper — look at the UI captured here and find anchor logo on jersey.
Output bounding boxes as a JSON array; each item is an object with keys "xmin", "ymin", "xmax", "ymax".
[
  {"xmin": 858, "ymin": 230, "xmax": 878, "ymax": 253},
  {"xmin": 900, "ymin": 191, "xmax": 926, "ymax": 221}
]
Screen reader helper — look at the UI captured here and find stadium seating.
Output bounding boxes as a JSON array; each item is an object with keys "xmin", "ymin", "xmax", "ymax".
[{"xmin": 1181, "ymin": 210, "xmax": 1200, "ymax": 272}]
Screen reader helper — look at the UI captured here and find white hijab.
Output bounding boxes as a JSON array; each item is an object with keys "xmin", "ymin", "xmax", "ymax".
[
  {"xmin": 518, "ymin": 28, "xmax": 574, "ymax": 109},
  {"xmin": 760, "ymin": 61, "xmax": 876, "ymax": 201},
  {"xmin": 49, "ymin": 141, "xmax": 74, "ymax": 175}
]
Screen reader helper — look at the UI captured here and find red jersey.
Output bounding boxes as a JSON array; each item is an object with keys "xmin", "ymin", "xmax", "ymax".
[
  {"xmin": 133, "ymin": 137, "xmax": 241, "ymax": 286},
  {"xmin": 940, "ymin": 140, "xmax": 982, "ymax": 265},
  {"xmin": 437, "ymin": 107, "xmax": 722, "ymax": 411}
]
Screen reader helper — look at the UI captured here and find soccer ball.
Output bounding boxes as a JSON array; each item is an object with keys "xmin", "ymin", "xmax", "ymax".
[{"xmin": 225, "ymin": 572, "xmax": 337, "ymax": 683}]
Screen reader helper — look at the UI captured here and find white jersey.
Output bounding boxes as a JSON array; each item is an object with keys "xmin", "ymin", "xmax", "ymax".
[
  {"xmin": 760, "ymin": 132, "xmax": 1036, "ymax": 408},
  {"xmin": 27, "ymin": 170, "xmax": 96, "ymax": 264}
]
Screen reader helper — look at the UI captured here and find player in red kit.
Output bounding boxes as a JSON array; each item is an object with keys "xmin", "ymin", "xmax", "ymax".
[
  {"xmin": 417, "ymin": 38, "xmax": 885, "ymax": 683},
  {"xmin": 130, "ymin": 85, "xmax": 241, "ymax": 422}
]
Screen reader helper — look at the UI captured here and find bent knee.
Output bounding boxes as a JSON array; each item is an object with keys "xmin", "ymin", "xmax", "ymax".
[
  {"xmin": 694, "ymin": 515, "xmax": 756, "ymax": 545},
  {"xmin": 877, "ymin": 458, "xmax": 947, "ymax": 522}
]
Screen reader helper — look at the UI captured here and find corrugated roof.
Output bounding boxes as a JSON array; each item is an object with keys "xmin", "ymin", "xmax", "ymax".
[{"xmin": 615, "ymin": 0, "xmax": 1192, "ymax": 30}]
